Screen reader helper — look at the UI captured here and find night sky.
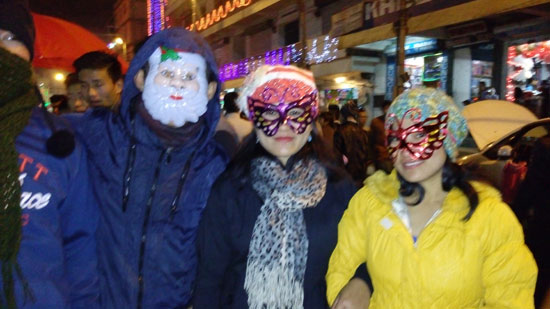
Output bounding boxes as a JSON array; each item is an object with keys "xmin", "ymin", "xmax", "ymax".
[{"xmin": 29, "ymin": 0, "xmax": 116, "ymax": 39}]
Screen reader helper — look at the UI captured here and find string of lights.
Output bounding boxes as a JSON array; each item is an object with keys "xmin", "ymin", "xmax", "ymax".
[
  {"xmin": 218, "ymin": 36, "xmax": 340, "ymax": 82},
  {"xmin": 187, "ymin": 0, "xmax": 253, "ymax": 32},
  {"xmin": 147, "ymin": 0, "xmax": 167, "ymax": 35}
]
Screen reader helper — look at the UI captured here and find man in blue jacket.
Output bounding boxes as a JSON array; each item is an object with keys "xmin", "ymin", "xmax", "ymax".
[
  {"xmin": 74, "ymin": 28, "xmax": 230, "ymax": 307},
  {"xmin": 0, "ymin": 0, "xmax": 99, "ymax": 307}
]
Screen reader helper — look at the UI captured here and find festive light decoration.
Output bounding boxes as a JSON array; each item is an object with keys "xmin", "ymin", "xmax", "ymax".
[
  {"xmin": 506, "ymin": 40, "xmax": 550, "ymax": 101},
  {"xmin": 187, "ymin": 0, "xmax": 253, "ymax": 32},
  {"xmin": 306, "ymin": 36, "xmax": 339, "ymax": 64},
  {"xmin": 148, "ymin": 0, "xmax": 167, "ymax": 35},
  {"xmin": 218, "ymin": 36, "xmax": 340, "ymax": 82},
  {"xmin": 506, "ymin": 46, "xmax": 518, "ymax": 102}
]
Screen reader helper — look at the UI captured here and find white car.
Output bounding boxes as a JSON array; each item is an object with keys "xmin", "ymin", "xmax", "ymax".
[{"xmin": 458, "ymin": 118, "xmax": 550, "ymax": 167}]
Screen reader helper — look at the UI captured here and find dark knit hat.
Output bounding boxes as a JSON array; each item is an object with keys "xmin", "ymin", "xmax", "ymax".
[{"xmin": 0, "ymin": 0, "xmax": 35, "ymax": 59}]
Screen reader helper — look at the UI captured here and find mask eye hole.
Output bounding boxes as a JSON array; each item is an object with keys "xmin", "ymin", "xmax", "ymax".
[
  {"xmin": 287, "ymin": 107, "xmax": 305, "ymax": 119},
  {"xmin": 183, "ymin": 72, "xmax": 196, "ymax": 81},
  {"xmin": 387, "ymin": 135, "xmax": 401, "ymax": 148},
  {"xmin": 405, "ymin": 131, "xmax": 427, "ymax": 144},
  {"xmin": 161, "ymin": 70, "xmax": 174, "ymax": 78},
  {"xmin": 261, "ymin": 109, "xmax": 280, "ymax": 121}
]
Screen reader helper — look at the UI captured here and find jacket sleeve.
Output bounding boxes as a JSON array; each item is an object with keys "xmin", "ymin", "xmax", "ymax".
[
  {"xmin": 326, "ymin": 189, "xmax": 370, "ymax": 306},
  {"xmin": 480, "ymin": 200, "xmax": 537, "ymax": 308},
  {"xmin": 193, "ymin": 180, "xmax": 233, "ymax": 308},
  {"xmin": 59, "ymin": 144, "xmax": 100, "ymax": 308},
  {"xmin": 333, "ymin": 128, "xmax": 345, "ymax": 163}
]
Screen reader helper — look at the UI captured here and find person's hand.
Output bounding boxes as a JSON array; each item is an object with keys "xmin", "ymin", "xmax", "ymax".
[{"xmin": 331, "ymin": 278, "xmax": 371, "ymax": 309}]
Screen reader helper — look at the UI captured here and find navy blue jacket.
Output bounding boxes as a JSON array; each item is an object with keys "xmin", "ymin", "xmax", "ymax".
[
  {"xmin": 1, "ymin": 108, "xmax": 100, "ymax": 308},
  {"xmin": 74, "ymin": 28, "xmax": 229, "ymax": 308},
  {"xmin": 194, "ymin": 164, "xmax": 357, "ymax": 309}
]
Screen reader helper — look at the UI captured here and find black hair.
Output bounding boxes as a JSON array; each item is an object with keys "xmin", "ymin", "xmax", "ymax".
[
  {"xmin": 73, "ymin": 51, "xmax": 122, "ymax": 84},
  {"xmin": 223, "ymin": 92, "xmax": 239, "ymax": 113},
  {"xmin": 133, "ymin": 36, "xmax": 149, "ymax": 55},
  {"xmin": 224, "ymin": 126, "xmax": 345, "ymax": 188},
  {"xmin": 341, "ymin": 101, "xmax": 359, "ymax": 122},
  {"xmin": 64, "ymin": 72, "xmax": 81, "ymax": 88},
  {"xmin": 49, "ymin": 94, "xmax": 67, "ymax": 104},
  {"xmin": 327, "ymin": 104, "xmax": 340, "ymax": 124},
  {"xmin": 397, "ymin": 157, "xmax": 479, "ymax": 221}
]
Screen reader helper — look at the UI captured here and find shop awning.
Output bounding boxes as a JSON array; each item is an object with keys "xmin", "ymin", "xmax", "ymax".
[{"xmin": 338, "ymin": 0, "xmax": 550, "ymax": 50}]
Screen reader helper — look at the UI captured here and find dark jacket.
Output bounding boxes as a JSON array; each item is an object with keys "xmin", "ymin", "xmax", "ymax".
[
  {"xmin": 3, "ymin": 108, "xmax": 99, "ymax": 308},
  {"xmin": 513, "ymin": 135, "xmax": 550, "ymax": 274},
  {"xmin": 73, "ymin": 28, "xmax": 229, "ymax": 308},
  {"xmin": 193, "ymin": 162, "xmax": 357, "ymax": 308},
  {"xmin": 334, "ymin": 121, "xmax": 373, "ymax": 187},
  {"xmin": 369, "ymin": 115, "xmax": 392, "ymax": 173}
]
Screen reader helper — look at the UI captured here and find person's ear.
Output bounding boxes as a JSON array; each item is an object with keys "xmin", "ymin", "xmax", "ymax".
[
  {"xmin": 207, "ymin": 81, "xmax": 218, "ymax": 100},
  {"xmin": 115, "ymin": 78, "xmax": 124, "ymax": 95},
  {"xmin": 134, "ymin": 70, "xmax": 145, "ymax": 91}
]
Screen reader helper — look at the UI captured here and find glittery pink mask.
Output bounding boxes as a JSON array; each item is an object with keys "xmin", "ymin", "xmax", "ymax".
[
  {"xmin": 385, "ymin": 109, "xmax": 448, "ymax": 160},
  {"xmin": 247, "ymin": 79, "xmax": 319, "ymax": 136}
]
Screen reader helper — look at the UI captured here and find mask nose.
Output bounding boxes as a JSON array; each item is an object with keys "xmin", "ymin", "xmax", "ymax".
[{"xmin": 170, "ymin": 78, "xmax": 186, "ymax": 90}]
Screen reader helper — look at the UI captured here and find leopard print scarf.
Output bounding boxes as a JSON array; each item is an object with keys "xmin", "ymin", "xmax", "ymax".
[{"xmin": 245, "ymin": 157, "xmax": 327, "ymax": 309}]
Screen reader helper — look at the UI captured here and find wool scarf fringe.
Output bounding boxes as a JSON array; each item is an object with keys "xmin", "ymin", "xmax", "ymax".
[{"xmin": 0, "ymin": 47, "xmax": 37, "ymax": 308}]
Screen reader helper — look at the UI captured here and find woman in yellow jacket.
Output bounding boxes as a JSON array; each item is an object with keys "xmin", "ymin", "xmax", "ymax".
[{"xmin": 326, "ymin": 87, "xmax": 537, "ymax": 308}]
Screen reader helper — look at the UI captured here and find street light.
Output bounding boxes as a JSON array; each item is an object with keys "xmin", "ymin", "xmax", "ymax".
[
  {"xmin": 109, "ymin": 37, "xmax": 127, "ymax": 60},
  {"xmin": 334, "ymin": 77, "xmax": 347, "ymax": 83},
  {"xmin": 54, "ymin": 73, "xmax": 65, "ymax": 82}
]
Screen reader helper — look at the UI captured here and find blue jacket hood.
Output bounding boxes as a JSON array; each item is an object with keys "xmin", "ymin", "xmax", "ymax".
[{"xmin": 120, "ymin": 27, "xmax": 221, "ymax": 144}]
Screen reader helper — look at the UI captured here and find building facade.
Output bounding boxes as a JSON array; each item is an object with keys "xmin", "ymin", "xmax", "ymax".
[
  {"xmin": 114, "ymin": 0, "xmax": 148, "ymax": 60},
  {"xmin": 157, "ymin": 0, "xmax": 550, "ymax": 118}
]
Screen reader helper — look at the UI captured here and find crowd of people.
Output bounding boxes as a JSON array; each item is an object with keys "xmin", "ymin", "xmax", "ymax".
[{"xmin": 0, "ymin": 0, "xmax": 544, "ymax": 308}]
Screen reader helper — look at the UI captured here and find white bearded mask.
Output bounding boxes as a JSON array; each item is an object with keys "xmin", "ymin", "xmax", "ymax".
[{"xmin": 142, "ymin": 47, "xmax": 209, "ymax": 127}]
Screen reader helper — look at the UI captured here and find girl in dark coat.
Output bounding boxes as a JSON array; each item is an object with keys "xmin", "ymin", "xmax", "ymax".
[{"xmin": 193, "ymin": 65, "xmax": 360, "ymax": 309}]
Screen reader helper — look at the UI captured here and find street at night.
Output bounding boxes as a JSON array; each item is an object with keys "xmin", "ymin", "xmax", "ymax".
[{"xmin": 1, "ymin": 0, "xmax": 550, "ymax": 308}]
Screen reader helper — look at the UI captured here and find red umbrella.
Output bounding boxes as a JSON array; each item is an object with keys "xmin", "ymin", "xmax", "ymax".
[{"xmin": 31, "ymin": 13, "xmax": 128, "ymax": 72}]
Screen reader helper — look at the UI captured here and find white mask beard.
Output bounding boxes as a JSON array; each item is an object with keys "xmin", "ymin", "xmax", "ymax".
[{"xmin": 142, "ymin": 48, "xmax": 210, "ymax": 127}]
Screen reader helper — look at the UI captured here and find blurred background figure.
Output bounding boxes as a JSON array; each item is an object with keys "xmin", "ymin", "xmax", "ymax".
[
  {"xmin": 328, "ymin": 104, "xmax": 341, "ymax": 126},
  {"xmin": 540, "ymin": 79, "xmax": 550, "ymax": 118},
  {"xmin": 223, "ymin": 91, "xmax": 252, "ymax": 143},
  {"xmin": 514, "ymin": 87, "xmax": 525, "ymax": 105},
  {"xmin": 477, "ymin": 81, "xmax": 487, "ymax": 100},
  {"xmin": 319, "ymin": 111, "xmax": 336, "ymax": 151},
  {"xmin": 65, "ymin": 72, "xmax": 88, "ymax": 113},
  {"xmin": 334, "ymin": 101, "xmax": 373, "ymax": 187},
  {"xmin": 500, "ymin": 152, "xmax": 527, "ymax": 205},
  {"xmin": 369, "ymin": 100, "xmax": 392, "ymax": 173},
  {"xmin": 476, "ymin": 145, "xmax": 513, "ymax": 190},
  {"xmin": 73, "ymin": 51, "xmax": 123, "ymax": 111},
  {"xmin": 357, "ymin": 107, "xmax": 368, "ymax": 130},
  {"xmin": 49, "ymin": 94, "xmax": 70, "ymax": 115},
  {"xmin": 513, "ymin": 134, "xmax": 550, "ymax": 308}
]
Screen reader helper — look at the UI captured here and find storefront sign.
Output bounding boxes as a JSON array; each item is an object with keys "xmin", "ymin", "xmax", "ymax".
[
  {"xmin": 364, "ymin": 0, "xmax": 474, "ymax": 29},
  {"xmin": 331, "ymin": 2, "xmax": 364, "ymax": 37},
  {"xmin": 405, "ymin": 39, "xmax": 438, "ymax": 55}
]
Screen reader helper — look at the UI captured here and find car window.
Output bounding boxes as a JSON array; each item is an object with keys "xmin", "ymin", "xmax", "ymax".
[
  {"xmin": 524, "ymin": 125, "xmax": 549, "ymax": 138},
  {"xmin": 484, "ymin": 123, "xmax": 550, "ymax": 160},
  {"xmin": 514, "ymin": 125, "xmax": 550, "ymax": 162}
]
